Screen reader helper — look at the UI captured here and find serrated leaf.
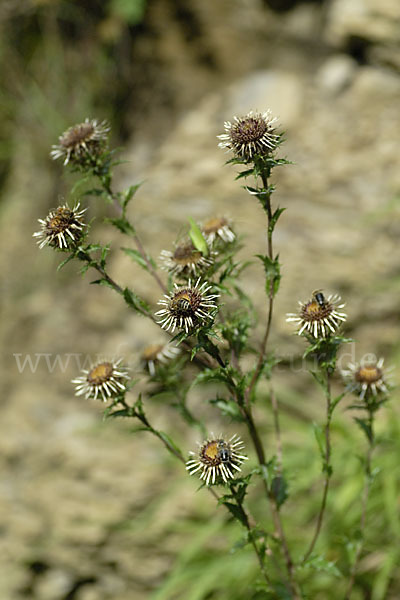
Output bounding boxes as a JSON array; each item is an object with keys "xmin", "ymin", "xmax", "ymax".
[
  {"xmin": 271, "ymin": 475, "xmax": 289, "ymax": 508},
  {"xmin": 134, "ymin": 394, "xmax": 145, "ymax": 418},
  {"xmin": 79, "ymin": 263, "xmax": 90, "ymax": 276},
  {"xmin": 106, "ymin": 216, "xmax": 135, "ymax": 235},
  {"xmin": 157, "ymin": 430, "xmax": 182, "ymax": 458},
  {"xmin": 269, "ymin": 207, "xmax": 286, "ymax": 233},
  {"xmin": 122, "ymin": 247, "xmax": 149, "ymax": 271},
  {"xmin": 197, "ymin": 331, "xmax": 223, "ymax": 365},
  {"xmin": 256, "ymin": 254, "xmax": 281, "ymax": 297},
  {"xmin": 105, "ymin": 408, "xmax": 132, "ymax": 419},
  {"xmin": 231, "ymin": 532, "xmax": 251, "ymax": 552},
  {"xmin": 209, "ymin": 397, "xmax": 244, "ymax": 421},
  {"xmin": 83, "ymin": 187, "xmax": 105, "ymax": 197},
  {"xmin": 123, "ymin": 287, "xmax": 149, "ymax": 314},
  {"xmin": 222, "ymin": 501, "xmax": 248, "ymax": 526},
  {"xmin": 191, "ymin": 368, "xmax": 230, "ymax": 387},
  {"xmin": 235, "ymin": 167, "xmax": 256, "ymax": 180},
  {"xmin": 100, "ymin": 245, "xmax": 110, "ymax": 268},
  {"xmin": 122, "ymin": 183, "xmax": 142, "ymax": 211},
  {"xmin": 83, "ymin": 243, "xmax": 103, "ymax": 252},
  {"xmin": 331, "ymin": 392, "xmax": 345, "ymax": 412},
  {"xmin": 354, "ymin": 417, "xmax": 373, "ymax": 443},
  {"xmin": 90, "ymin": 278, "xmax": 115, "ymax": 289},
  {"xmin": 299, "ymin": 554, "xmax": 341, "ymax": 577},
  {"xmin": 57, "ymin": 254, "xmax": 75, "ymax": 271},
  {"xmin": 310, "ymin": 369, "xmax": 328, "ymax": 393}
]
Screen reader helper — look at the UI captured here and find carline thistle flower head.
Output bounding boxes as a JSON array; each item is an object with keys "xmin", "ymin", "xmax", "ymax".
[
  {"xmin": 186, "ymin": 434, "xmax": 248, "ymax": 486},
  {"xmin": 341, "ymin": 357, "xmax": 390, "ymax": 400},
  {"xmin": 50, "ymin": 118, "xmax": 110, "ymax": 166},
  {"xmin": 218, "ymin": 110, "xmax": 279, "ymax": 160},
  {"xmin": 72, "ymin": 358, "xmax": 130, "ymax": 402},
  {"xmin": 33, "ymin": 202, "xmax": 87, "ymax": 250},
  {"xmin": 159, "ymin": 240, "xmax": 214, "ymax": 278},
  {"xmin": 155, "ymin": 278, "xmax": 219, "ymax": 334},
  {"xmin": 201, "ymin": 216, "xmax": 235, "ymax": 244},
  {"xmin": 141, "ymin": 343, "xmax": 181, "ymax": 376},
  {"xmin": 286, "ymin": 290, "xmax": 347, "ymax": 339}
]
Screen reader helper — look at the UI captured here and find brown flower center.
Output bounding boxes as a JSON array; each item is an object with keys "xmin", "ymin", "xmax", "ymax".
[
  {"xmin": 301, "ymin": 300, "xmax": 332, "ymax": 322},
  {"xmin": 173, "ymin": 243, "xmax": 202, "ymax": 265},
  {"xmin": 201, "ymin": 441, "xmax": 221, "ymax": 466},
  {"xmin": 47, "ymin": 207, "xmax": 74, "ymax": 233},
  {"xmin": 142, "ymin": 344, "xmax": 164, "ymax": 361},
  {"xmin": 355, "ymin": 365, "xmax": 382, "ymax": 384},
  {"xmin": 231, "ymin": 117, "xmax": 268, "ymax": 144},
  {"xmin": 203, "ymin": 217, "xmax": 227, "ymax": 234},
  {"xmin": 61, "ymin": 122, "xmax": 95, "ymax": 148},
  {"xmin": 87, "ymin": 362, "xmax": 113, "ymax": 385}
]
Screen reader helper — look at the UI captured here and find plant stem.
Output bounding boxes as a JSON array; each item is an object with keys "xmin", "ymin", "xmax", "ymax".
[
  {"xmin": 271, "ymin": 387, "xmax": 283, "ymax": 475},
  {"xmin": 229, "ymin": 483, "xmax": 271, "ymax": 586},
  {"xmin": 344, "ymin": 410, "xmax": 374, "ymax": 599},
  {"xmin": 245, "ymin": 171, "xmax": 274, "ymax": 406},
  {"xmin": 302, "ymin": 370, "xmax": 333, "ymax": 563},
  {"xmin": 236, "ymin": 168, "xmax": 298, "ymax": 597}
]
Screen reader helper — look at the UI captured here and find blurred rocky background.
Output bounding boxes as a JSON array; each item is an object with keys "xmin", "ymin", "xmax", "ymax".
[{"xmin": 1, "ymin": 0, "xmax": 400, "ymax": 598}]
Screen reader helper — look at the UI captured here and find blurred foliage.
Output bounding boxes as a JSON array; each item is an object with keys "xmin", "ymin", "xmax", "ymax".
[{"xmin": 0, "ymin": 0, "xmax": 148, "ymax": 194}]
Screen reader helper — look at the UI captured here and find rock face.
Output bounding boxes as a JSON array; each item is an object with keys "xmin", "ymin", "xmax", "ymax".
[
  {"xmin": 1, "ymin": 0, "xmax": 400, "ymax": 597},
  {"xmin": 326, "ymin": 0, "xmax": 400, "ymax": 70}
]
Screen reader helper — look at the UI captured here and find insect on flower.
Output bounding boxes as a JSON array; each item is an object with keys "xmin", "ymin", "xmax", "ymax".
[
  {"xmin": 155, "ymin": 278, "xmax": 219, "ymax": 334},
  {"xmin": 33, "ymin": 202, "xmax": 87, "ymax": 250},
  {"xmin": 186, "ymin": 434, "xmax": 248, "ymax": 486},
  {"xmin": 286, "ymin": 290, "xmax": 347, "ymax": 339}
]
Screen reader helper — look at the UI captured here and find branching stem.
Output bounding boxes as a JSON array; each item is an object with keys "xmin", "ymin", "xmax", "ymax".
[{"xmin": 238, "ymin": 168, "xmax": 298, "ymax": 597}]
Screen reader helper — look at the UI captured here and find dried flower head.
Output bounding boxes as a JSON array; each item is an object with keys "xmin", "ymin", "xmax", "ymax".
[
  {"xmin": 286, "ymin": 290, "xmax": 347, "ymax": 339},
  {"xmin": 141, "ymin": 343, "xmax": 181, "ymax": 376},
  {"xmin": 50, "ymin": 118, "xmax": 110, "ymax": 165},
  {"xmin": 33, "ymin": 202, "xmax": 87, "ymax": 250},
  {"xmin": 159, "ymin": 240, "xmax": 214, "ymax": 278},
  {"xmin": 218, "ymin": 110, "xmax": 279, "ymax": 159},
  {"xmin": 72, "ymin": 358, "xmax": 130, "ymax": 402},
  {"xmin": 186, "ymin": 434, "xmax": 248, "ymax": 485},
  {"xmin": 202, "ymin": 216, "xmax": 235, "ymax": 244},
  {"xmin": 155, "ymin": 278, "xmax": 219, "ymax": 334},
  {"xmin": 341, "ymin": 357, "xmax": 390, "ymax": 400}
]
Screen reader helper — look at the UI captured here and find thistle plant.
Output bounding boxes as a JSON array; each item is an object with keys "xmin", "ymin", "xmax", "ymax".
[{"xmin": 34, "ymin": 112, "xmax": 395, "ymax": 598}]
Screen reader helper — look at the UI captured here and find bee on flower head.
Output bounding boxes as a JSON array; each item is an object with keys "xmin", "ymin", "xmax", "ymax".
[
  {"xmin": 286, "ymin": 289, "xmax": 347, "ymax": 339},
  {"xmin": 186, "ymin": 434, "xmax": 248, "ymax": 486},
  {"xmin": 312, "ymin": 289, "xmax": 326, "ymax": 308}
]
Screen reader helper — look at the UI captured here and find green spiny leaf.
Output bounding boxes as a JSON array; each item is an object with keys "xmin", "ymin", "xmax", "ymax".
[
  {"xmin": 122, "ymin": 247, "xmax": 152, "ymax": 271},
  {"xmin": 123, "ymin": 287, "xmax": 150, "ymax": 314},
  {"xmin": 106, "ymin": 216, "xmax": 135, "ymax": 235}
]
